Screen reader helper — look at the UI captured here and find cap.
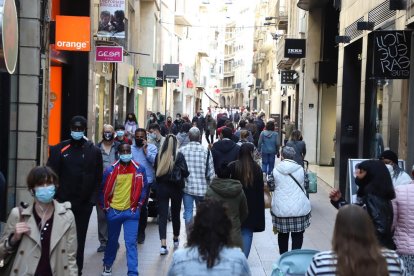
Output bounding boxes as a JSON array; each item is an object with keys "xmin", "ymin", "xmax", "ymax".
[{"xmin": 70, "ymin": 115, "xmax": 87, "ymax": 128}]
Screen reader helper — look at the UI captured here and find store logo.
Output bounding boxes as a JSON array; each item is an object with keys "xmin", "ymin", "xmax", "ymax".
[
  {"xmin": 55, "ymin": 16, "xmax": 91, "ymax": 52},
  {"xmin": 287, "ymin": 49, "xmax": 303, "ymax": 55},
  {"xmin": 95, "ymin": 46, "xmax": 123, "ymax": 62}
]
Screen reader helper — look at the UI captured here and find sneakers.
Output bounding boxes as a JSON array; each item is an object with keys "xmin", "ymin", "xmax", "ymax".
[
  {"xmin": 173, "ymin": 239, "xmax": 179, "ymax": 249},
  {"xmin": 160, "ymin": 246, "xmax": 169, "ymax": 255},
  {"xmin": 101, "ymin": 265, "xmax": 112, "ymax": 276},
  {"xmin": 137, "ymin": 232, "xmax": 145, "ymax": 244},
  {"xmin": 97, "ymin": 245, "xmax": 106, "ymax": 253}
]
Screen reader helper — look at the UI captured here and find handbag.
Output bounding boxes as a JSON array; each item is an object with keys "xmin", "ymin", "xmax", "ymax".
[{"xmin": 264, "ymin": 184, "xmax": 272, "ymax": 209}]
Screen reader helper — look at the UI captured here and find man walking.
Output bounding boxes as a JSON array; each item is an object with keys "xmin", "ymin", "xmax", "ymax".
[
  {"xmin": 47, "ymin": 115, "xmax": 103, "ymax": 275},
  {"xmin": 211, "ymin": 127, "xmax": 240, "ymax": 173},
  {"xmin": 282, "ymin": 115, "xmax": 295, "ymax": 145},
  {"xmin": 132, "ymin": 128, "xmax": 158, "ymax": 244},
  {"xmin": 96, "ymin": 124, "xmax": 120, "ymax": 252},
  {"xmin": 148, "ymin": 123, "xmax": 165, "ymax": 152},
  {"xmin": 179, "ymin": 127, "xmax": 215, "ymax": 231}
]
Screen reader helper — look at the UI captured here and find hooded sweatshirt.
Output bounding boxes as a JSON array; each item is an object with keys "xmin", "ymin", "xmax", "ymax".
[
  {"xmin": 205, "ymin": 178, "xmax": 248, "ymax": 248},
  {"xmin": 211, "ymin": 139, "xmax": 240, "ymax": 172},
  {"xmin": 258, "ymin": 130, "xmax": 279, "ymax": 154}
]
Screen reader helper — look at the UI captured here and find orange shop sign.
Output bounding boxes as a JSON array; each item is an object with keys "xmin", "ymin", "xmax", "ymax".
[{"xmin": 55, "ymin": 16, "xmax": 91, "ymax": 51}]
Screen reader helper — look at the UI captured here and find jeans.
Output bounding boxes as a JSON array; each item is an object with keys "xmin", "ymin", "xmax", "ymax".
[
  {"xmin": 104, "ymin": 208, "xmax": 140, "ymax": 276},
  {"xmin": 241, "ymin": 227, "xmax": 253, "ymax": 258},
  {"xmin": 182, "ymin": 193, "xmax": 204, "ymax": 227},
  {"xmin": 157, "ymin": 183, "xmax": 183, "ymax": 240},
  {"xmin": 262, "ymin": 153, "xmax": 276, "ymax": 175},
  {"xmin": 278, "ymin": 231, "xmax": 304, "ymax": 255}
]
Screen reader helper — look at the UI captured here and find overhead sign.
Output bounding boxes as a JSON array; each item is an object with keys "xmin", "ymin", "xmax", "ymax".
[
  {"xmin": 163, "ymin": 64, "xmax": 180, "ymax": 79},
  {"xmin": 98, "ymin": 0, "xmax": 126, "ymax": 39},
  {"xmin": 373, "ymin": 30, "xmax": 411, "ymax": 79},
  {"xmin": 139, "ymin": 77, "xmax": 156, "ymax": 87},
  {"xmin": 55, "ymin": 16, "xmax": 91, "ymax": 51},
  {"xmin": 0, "ymin": 0, "xmax": 18, "ymax": 74},
  {"xmin": 284, "ymin": 39, "xmax": 306, "ymax": 58},
  {"xmin": 95, "ymin": 46, "xmax": 123, "ymax": 62},
  {"xmin": 281, "ymin": 70, "xmax": 296, "ymax": 84}
]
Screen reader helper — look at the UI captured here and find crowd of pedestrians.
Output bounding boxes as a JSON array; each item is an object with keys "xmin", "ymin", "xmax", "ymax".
[{"xmin": 0, "ymin": 107, "xmax": 413, "ymax": 276}]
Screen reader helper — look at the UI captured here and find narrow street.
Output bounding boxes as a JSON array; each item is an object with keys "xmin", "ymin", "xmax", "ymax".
[{"xmin": 83, "ymin": 168, "xmax": 337, "ymax": 275}]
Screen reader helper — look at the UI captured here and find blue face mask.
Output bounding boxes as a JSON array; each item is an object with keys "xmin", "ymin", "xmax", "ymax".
[
  {"xmin": 34, "ymin": 185, "xmax": 56, "ymax": 204},
  {"xmin": 120, "ymin": 153, "xmax": 132, "ymax": 163},
  {"xmin": 148, "ymin": 133, "xmax": 157, "ymax": 140},
  {"xmin": 71, "ymin": 131, "xmax": 84, "ymax": 140},
  {"xmin": 116, "ymin": 130, "xmax": 125, "ymax": 137}
]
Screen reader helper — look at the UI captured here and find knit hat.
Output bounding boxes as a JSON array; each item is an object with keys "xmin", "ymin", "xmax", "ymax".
[
  {"xmin": 380, "ymin": 150, "xmax": 398, "ymax": 165},
  {"xmin": 70, "ymin": 115, "xmax": 87, "ymax": 128}
]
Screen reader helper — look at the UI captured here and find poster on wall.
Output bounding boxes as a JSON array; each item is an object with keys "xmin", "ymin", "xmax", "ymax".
[
  {"xmin": 347, "ymin": 158, "xmax": 406, "ymax": 203},
  {"xmin": 373, "ymin": 30, "xmax": 412, "ymax": 79},
  {"xmin": 97, "ymin": 0, "xmax": 126, "ymax": 38}
]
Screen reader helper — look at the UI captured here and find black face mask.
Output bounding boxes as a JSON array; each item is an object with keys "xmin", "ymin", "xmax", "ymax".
[
  {"xmin": 135, "ymin": 138, "xmax": 144, "ymax": 147},
  {"xmin": 103, "ymin": 132, "xmax": 114, "ymax": 141}
]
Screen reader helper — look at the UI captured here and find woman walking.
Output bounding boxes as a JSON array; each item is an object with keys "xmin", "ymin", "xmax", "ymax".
[
  {"xmin": 0, "ymin": 166, "xmax": 78, "ymax": 275},
  {"xmin": 124, "ymin": 113, "xmax": 139, "ymax": 139},
  {"xmin": 286, "ymin": 130, "xmax": 306, "ymax": 167},
  {"xmin": 258, "ymin": 121, "xmax": 279, "ymax": 176},
  {"xmin": 229, "ymin": 143, "xmax": 265, "ymax": 257},
  {"xmin": 271, "ymin": 146, "xmax": 311, "ymax": 255},
  {"xmin": 155, "ymin": 134, "xmax": 190, "ymax": 255}
]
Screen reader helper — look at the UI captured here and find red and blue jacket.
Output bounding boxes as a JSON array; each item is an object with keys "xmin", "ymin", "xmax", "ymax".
[{"xmin": 99, "ymin": 160, "xmax": 148, "ymax": 212}]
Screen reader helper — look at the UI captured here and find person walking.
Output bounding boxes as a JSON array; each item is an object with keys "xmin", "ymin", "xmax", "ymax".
[
  {"xmin": 131, "ymin": 128, "xmax": 158, "ymax": 244},
  {"xmin": 0, "ymin": 166, "xmax": 78, "ymax": 276},
  {"xmin": 392, "ymin": 181, "xmax": 414, "ymax": 275},
  {"xmin": 146, "ymin": 113, "xmax": 157, "ymax": 130},
  {"xmin": 167, "ymin": 199, "xmax": 251, "ymax": 276},
  {"xmin": 148, "ymin": 123, "xmax": 166, "ymax": 152},
  {"xmin": 177, "ymin": 122, "xmax": 192, "ymax": 148},
  {"xmin": 254, "ymin": 112, "xmax": 265, "ymax": 133},
  {"xmin": 271, "ymin": 146, "xmax": 311, "ymax": 255},
  {"xmin": 192, "ymin": 112, "xmax": 206, "ymax": 140},
  {"xmin": 258, "ymin": 121, "xmax": 279, "ymax": 176},
  {"xmin": 205, "ymin": 163, "xmax": 248, "ymax": 248},
  {"xmin": 115, "ymin": 124, "xmax": 132, "ymax": 145},
  {"xmin": 286, "ymin": 130, "xmax": 306, "ymax": 167},
  {"xmin": 234, "ymin": 120, "xmax": 254, "ymax": 143},
  {"xmin": 211, "ymin": 127, "xmax": 240, "ymax": 173},
  {"xmin": 173, "ymin": 113, "xmax": 184, "ymax": 135},
  {"xmin": 155, "ymin": 134, "xmax": 190, "ymax": 255},
  {"xmin": 204, "ymin": 114, "xmax": 217, "ymax": 144},
  {"xmin": 179, "ymin": 127, "xmax": 215, "ymax": 231},
  {"xmin": 307, "ymin": 205, "xmax": 405, "ymax": 276},
  {"xmin": 161, "ymin": 116, "xmax": 177, "ymax": 137},
  {"xmin": 229, "ymin": 143, "xmax": 265, "ymax": 257},
  {"xmin": 124, "ymin": 113, "xmax": 138, "ymax": 140},
  {"xmin": 47, "ymin": 115, "xmax": 103, "ymax": 275},
  {"xmin": 329, "ymin": 159, "xmax": 396, "ymax": 249},
  {"xmin": 96, "ymin": 124, "xmax": 120, "ymax": 253},
  {"xmin": 100, "ymin": 143, "xmax": 149, "ymax": 276},
  {"xmin": 380, "ymin": 150, "xmax": 412, "ymax": 187},
  {"xmin": 282, "ymin": 115, "xmax": 295, "ymax": 145}
]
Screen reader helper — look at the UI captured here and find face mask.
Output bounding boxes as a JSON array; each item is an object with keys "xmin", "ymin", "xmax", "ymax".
[
  {"xmin": 71, "ymin": 131, "xmax": 84, "ymax": 140},
  {"xmin": 116, "ymin": 130, "xmax": 125, "ymax": 137},
  {"xmin": 150, "ymin": 116, "xmax": 154, "ymax": 120},
  {"xmin": 120, "ymin": 153, "xmax": 132, "ymax": 163},
  {"xmin": 34, "ymin": 185, "xmax": 56, "ymax": 204},
  {"xmin": 148, "ymin": 133, "xmax": 157, "ymax": 140},
  {"xmin": 103, "ymin": 132, "xmax": 113, "ymax": 141},
  {"xmin": 135, "ymin": 138, "xmax": 144, "ymax": 147},
  {"xmin": 128, "ymin": 117, "xmax": 133, "ymax": 121},
  {"xmin": 176, "ymin": 117, "xmax": 181, "ymax": 121},
  {"xmin": 386, "ymin": 164, "xmax": 394, "ymax": 174},
  {"xmin": 167, "ymin": 119, "xmax": 172, "ymax": 123}
]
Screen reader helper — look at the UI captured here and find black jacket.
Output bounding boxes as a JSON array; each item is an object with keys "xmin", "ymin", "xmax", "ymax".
[
  {"xmin": 192, "ymin": 116, "xmax": 206, "ymax": 131},
  {"xmin": 211, "ymin": 139, "xmax": 240, "ymax": 172},
  {"xmin": 47, "ymin": 139, "xmax": 103, "ymax": 205},
  {"xmin": 228, "ymin": 160, "xmax": 265, "ymax": 232},
  {"xmin": 155, "ymin": 152, "xmax": 190, "ymax": 189}
]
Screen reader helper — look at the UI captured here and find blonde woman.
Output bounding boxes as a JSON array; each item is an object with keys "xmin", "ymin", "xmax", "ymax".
[{"xmin": 155, "ymin": 134, "xmax": 189, "ymax": 255}]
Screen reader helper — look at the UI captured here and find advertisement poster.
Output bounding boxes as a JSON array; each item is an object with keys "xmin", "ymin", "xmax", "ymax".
[{"xmin": 98, "ymin": 0, "xmax": 126, "ymax": 38}]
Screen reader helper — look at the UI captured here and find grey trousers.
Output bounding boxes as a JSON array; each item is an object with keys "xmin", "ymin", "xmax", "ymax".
[{"xmin": 96, "ymin": 205, "xmax": 108, "ymax": 246}]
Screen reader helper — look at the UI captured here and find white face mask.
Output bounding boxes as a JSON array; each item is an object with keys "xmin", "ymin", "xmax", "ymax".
[{"xmin": 386, "ymin": 164, "xmax": 394, "ymax": 174}]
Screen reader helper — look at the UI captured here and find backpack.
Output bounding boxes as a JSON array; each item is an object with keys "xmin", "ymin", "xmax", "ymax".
[{"xmin": 271, "ymin": 249, "xmax": 320, "ymax": 276}]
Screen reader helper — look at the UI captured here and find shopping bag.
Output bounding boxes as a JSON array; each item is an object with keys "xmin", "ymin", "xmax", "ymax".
[{"xmin": 305, "ymin": 172, "xmax": 317, "ymax": 193}]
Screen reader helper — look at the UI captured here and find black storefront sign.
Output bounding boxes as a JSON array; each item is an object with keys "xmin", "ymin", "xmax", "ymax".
[
  {"xmin": 163, "ymin": 64, "xmax": 180, "ymax": 79},
  {"xmin": 373, "ymin": 30, "xmax": 411, "ymax": 79},
  {"xmin": 284, "ymin": 39, "xmax": 306, "ymax": 58},
  {"xmin": 281, "ymin": 70, "xmax": 296, "ymax": 84}
]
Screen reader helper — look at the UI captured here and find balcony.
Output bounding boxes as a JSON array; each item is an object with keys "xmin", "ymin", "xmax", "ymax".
[
  {"xmin": 253, "ymin": 52, "xmax": 266, "ymax": 64},
  {"xmin": 260, "ymin": 33, "xmax": 275, "ymax": 53},
  {"xmin": 221, "ymin": 87, "xmax": 234, "ymax": 93},
  {"xmin": 224, "ymin": 52, "xmax": 235, "ymax": 60},
  {"xmin": 175, "ymin": 0, "xmax": 193, "ymax": 25},
  {"xmin": 223, "ymin": 70, "xmax": 234, "ymax": 77}
]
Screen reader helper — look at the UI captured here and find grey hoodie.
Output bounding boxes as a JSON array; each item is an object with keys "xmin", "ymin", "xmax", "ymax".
[{"xmin": 205, "ymin": 178, "xmax": 248, "ymax": 247}]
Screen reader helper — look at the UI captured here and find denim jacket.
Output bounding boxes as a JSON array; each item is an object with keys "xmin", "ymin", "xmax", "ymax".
[{"xmin": 168, "ymin": 247, "xmax": 251, "ymax": 276}]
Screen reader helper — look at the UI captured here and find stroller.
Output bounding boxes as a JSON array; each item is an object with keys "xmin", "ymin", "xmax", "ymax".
[{"xmin": 271, "ymin": 249, "xmax": 320, "ymax": 276}]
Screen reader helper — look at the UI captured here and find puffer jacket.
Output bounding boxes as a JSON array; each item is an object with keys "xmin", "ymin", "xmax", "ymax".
[
  {"xmin": 271, "ymin": 159, "xmax": 311, "ymax": 217},
  {"xmin": 392, "ymin": 183, "xmax": 414, "ymax": 254}
]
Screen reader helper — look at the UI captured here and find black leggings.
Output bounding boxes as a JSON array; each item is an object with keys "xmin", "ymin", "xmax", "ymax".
[
  {"xmin": 278, "ymin": 231, "xmax": 304, "ymax": 255},
  {"xmin": 157, "ymin": 182, "xmax": 183, "ymax": 240},
  {"xmin": 205, "ymin": 130, "xmax": 214, "ymax": 144}
]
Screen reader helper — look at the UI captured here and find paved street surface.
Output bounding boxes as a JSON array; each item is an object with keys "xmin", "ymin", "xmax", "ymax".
[{"xmin": 83, "ymin": 167, "xmax": 337, "ymax": 276}]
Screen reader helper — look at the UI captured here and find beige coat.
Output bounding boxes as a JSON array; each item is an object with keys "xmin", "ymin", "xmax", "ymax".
[{"xmin": 0, "ymin": 200, "xmax": 78, "ymax": 275}]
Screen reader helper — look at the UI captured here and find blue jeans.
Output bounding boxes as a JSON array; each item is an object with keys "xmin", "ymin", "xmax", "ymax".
[
  {"xmin": 262, "ymin": 153, "xmax": 276, "ymax": 175},
  {"xmin": 241, "ymin": 227, "xmax": 253, "ymax": 258},
  {"xmin": 182, "ymin": 193, "xmax": 204, "ymax": 226},
  {"xmin": 104, "ymin": 208, "xmax": 140, "ymax": 276}
]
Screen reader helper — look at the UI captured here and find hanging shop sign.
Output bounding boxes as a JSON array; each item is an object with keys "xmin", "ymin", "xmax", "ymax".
[
  {"xmin": 0, "ymin": 0, "xmax": 19, "ymax": 74},
  {"xmin": 55, "ymin": 16, "xmax": 91, "ymax": 51},
  {"xmin": 373, "ymin": 30, "xmax": 411, "ymax": 79},
  {"xmin": 97, "ymin": 0, "xmax": 126, "ymax": 39},
  {"xmin": 139, "ymin": 77, "xmax": 156, "ymax": 87},
  {"xmin": 281, "ymin": 70, "xmax": 296, "ymax": 84},
  {"xmin": 284, "ymin": 39, "xmax": 306, "ymax": 58},
  {"xmin": 95, "ymin": 46, "xmax": 123, "ymax": 62},
  {"xmin": 163, "ymin": 64, "xmax": 180, "ymax": 79}
]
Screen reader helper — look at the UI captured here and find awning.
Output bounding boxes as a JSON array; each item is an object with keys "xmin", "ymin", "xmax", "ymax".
[{"xmin": 297, "ymin": 0, "xmax": 329, "ymax": 11}]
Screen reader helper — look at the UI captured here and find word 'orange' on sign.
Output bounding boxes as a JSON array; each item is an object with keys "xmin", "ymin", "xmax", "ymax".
[{"xmin": 55, "ymin": 15, "xmax": 91, "ymax": 52}]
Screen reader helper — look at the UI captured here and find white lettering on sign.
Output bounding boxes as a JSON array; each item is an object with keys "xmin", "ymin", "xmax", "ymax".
[
  {"xmin": 288, "ymin": 49, "xmax": 302, "ymax": 54},
  {"xmin": 56, "ymin": 40, "xmax": 88, "ymax": 50},
  {"xmin": 97, "ymin": 50, "xmax": 121, "ymax": 57}
]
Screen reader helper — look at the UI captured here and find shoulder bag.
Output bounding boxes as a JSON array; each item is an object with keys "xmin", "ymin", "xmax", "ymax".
[{"xmin": 288, "ymin": 173, "xmax": 307, "ymax": 196}]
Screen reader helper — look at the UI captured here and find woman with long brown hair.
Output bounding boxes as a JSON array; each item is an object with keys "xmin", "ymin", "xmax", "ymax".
[
  {"xmin": 228, "ymin": 143, "xmax": 265, "ymax": 257},
  {"xmin": 306, "ymin": 205, "xmax": 405, "ymax": 275}
]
